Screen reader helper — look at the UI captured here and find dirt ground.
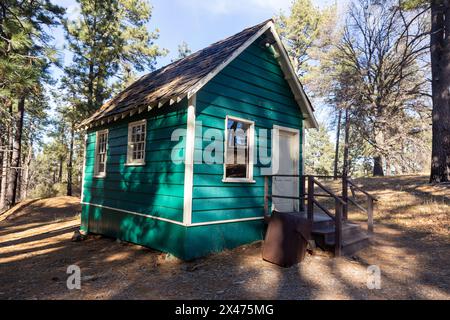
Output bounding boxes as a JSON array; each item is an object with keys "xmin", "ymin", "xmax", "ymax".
[{"xmin": 0, "ymin": 175, "xmax": 449, "ymax": 300}]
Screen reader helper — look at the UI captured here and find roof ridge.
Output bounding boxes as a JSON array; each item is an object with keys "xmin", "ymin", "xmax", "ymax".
[{"xmin": 78, "ymin": 19, "xmax": 276, "ymax": 128}]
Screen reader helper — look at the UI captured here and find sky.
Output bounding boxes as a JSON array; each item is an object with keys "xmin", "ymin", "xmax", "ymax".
[
  {"xmin": 52, "ymin": 0, "xmax": 346, "ymax": 74},
  {"xmin": 46, "ymin": 0, "xmax": 349, "ymax": 140}
]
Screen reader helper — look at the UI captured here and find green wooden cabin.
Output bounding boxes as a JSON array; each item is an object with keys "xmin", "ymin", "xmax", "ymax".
[{"xmin": 78, "ymin": 20, "xmax": 318, "ymax": 260}]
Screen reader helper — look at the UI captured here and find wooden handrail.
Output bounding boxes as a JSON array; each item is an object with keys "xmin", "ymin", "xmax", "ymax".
[
  {"xmin": 345, "ymin": 178, "xmax": 375, "ymax": 234},
  {"xmin": 335, "ymin": 200, "xmax": 343, "ymax": 256},
  {"xmin": 312, "ymin": 199, "xmax": 334, "ymax": 219},
  {"xmin": 313, "ymin": 178, "xmax": 347, "ymax": 205},
  {"xmin": 263, "ymin": 174, "xmax": 342, "ymax": 179},
  {"xmin": 346, "ymin": 179, "xmax": 378, "ymax": 201},
  {"xmin": 347, "ymin": 196, "xmax": 367, "ymax": 213},
  {"xmin": 269, "ymin": 193, "xmax": 336, "ymax": 200},
  {"xmin": 263, "ymin": 174, "xmax": 375, "ymax": 256}
]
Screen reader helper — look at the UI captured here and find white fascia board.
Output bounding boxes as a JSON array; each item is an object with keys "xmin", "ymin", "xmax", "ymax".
[
  {"xmin": 187, "ymin": 22, "xmax": 273, "ymax": 98},
  {"xmin": 268, "ymin": 24, "xmax": 318, "ymax": 129},
  {"xmin": 183, "ymin": 94, "xmax": 196, "ymax": 226}
]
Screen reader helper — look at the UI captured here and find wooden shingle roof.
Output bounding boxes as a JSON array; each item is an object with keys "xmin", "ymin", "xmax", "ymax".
[
  {"xmin": 79, "ymin": 19, "xmax": 318, "ymax": 129},
  {"xmin": 79, "ymin": 20, "xmax": 273, "ymax": 128}
]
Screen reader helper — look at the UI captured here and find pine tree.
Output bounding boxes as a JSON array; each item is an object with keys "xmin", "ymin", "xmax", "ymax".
[
  {"xmin": 304, "ymin": 124, "xmax": 335, "ymax": 175},
  {"xmin": 402, "ymin": 0, "xmax": 450, "ymax": 182},
  {"xmin": 63, "ymin": 0, "xmax": 166, "ymax": 115},
  {"xmin": 60, "ymin": 0, "xmax": 166, "ymax": 195},
  {"xmin": 171, "ymin": 41, "xmax": 192, "ymax": 62},
  {"xmin": 0, "ymin": 0, "xmax": 64, "ymax": 209}
]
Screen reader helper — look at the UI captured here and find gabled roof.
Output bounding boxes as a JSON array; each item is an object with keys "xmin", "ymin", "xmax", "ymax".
[{"xmin": 78, "ymin": 19, "xmax": 318, "ymax": 129}]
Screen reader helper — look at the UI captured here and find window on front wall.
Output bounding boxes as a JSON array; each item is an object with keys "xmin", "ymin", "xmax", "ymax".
[
  {"xmin": 224, "ymin": 116, "xmax": 254, "ymax": 182},
  {"xmin": 94, "ymin": 130, "xmax": 108, "ymax": 177},
  {"xmin": 127, "ymin": 120, "xmax": 147, "ymax": 165}
]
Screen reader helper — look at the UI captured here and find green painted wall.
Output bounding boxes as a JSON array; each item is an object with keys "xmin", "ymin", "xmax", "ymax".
[
  {"xmin": 192, "ymin": 38, "xmax": 304, "ymax": 225},
  {"xmin": 82, "ymin": 204, "xmax": 187, "ymax": 258},
  {"xmin": 81, "ymin": 101, "xmax": 188, "ymax": 234},
  {"xmin": 81, "ymin": 203, "xmax": 264, "ymax": 260},
  {"xmin": 80, "ymin": 36, "xmax": 305, "ymax": 260}
]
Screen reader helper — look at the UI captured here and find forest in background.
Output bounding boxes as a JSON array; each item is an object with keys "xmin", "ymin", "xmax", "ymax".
[{"xmin": 0, "ymin": 0, "xmax": 449, "ymax": 212}]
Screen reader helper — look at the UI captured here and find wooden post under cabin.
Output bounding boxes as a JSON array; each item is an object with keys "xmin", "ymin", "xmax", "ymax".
[
  {"xmin": 342, "ymin": 176, "xmax": 348, "ymax": 220},
  {"xmin": 300, "ymin": 175, "xmax": 306, "ymax": 211},
  {"xmin": 334, "ymin": 199, "xmax": 343, "ymax": 257}
]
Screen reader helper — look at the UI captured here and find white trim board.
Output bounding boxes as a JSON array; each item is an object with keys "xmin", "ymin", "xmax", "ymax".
[
  {"xmin": 80, "ymin": 133, "xmax": 88, "ymax": 204},
  {"xmin": 269, "ymin": 24, "xmax": 318, "ymax": 129},
  {"xmin": 183, "ymin": 95, "xmax": 196, "ymax": 225},
  {"xmin": 271, "ymin": 125, "xmax": 301, "ymax": 212},
  {"xmin": 188, "ymin": 20, "xmax": 318, "ymax": 129},
  {"xmin": 126, "ymin": 119, "xmax": 147, "ymax": 166},
  {"xmin": 223, "ymin": 115, "xmax": 255, "ymax": 183},
  {"xmin": 81, "ymin": 202, "xmax": 264, "ymax": 227}
]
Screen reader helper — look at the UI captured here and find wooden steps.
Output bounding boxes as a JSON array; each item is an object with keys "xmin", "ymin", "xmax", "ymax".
[
  {"xmin": 291, "ymin": 211, "xmax": 372, "ymax": 256},
  {"xmin": 264, "ymin": 175, "xmax": 377, "ymax": 258},
  {"xmin": 311, "ymin": 218, "xmax": 371, "ymax": 255}
]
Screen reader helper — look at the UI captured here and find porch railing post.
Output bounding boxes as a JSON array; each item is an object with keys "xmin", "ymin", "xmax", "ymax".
[
  {"xmin": 342, "ymin": 176, "xmax": 348, "ymax": 220},
  {"xmin": 300, "ymin": 175, "xmax": 306, "ymax": 212},
  {"xmin": 335, "ymin": 199, "xmax": 343, "ymax": 257},
  {"xmin": 307, "ymin": 176, "xmax": 314, "ymax": 222}
]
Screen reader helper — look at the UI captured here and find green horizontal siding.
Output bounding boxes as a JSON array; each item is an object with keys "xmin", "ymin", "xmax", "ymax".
[
  {"xmin": 185, "ymin": 220, "xmax": 265, "ymax": 260},
  {"xmin": 81, "ymin": 101, "xmax": 187, "ymax": 225},
  {"xmin": 79, "ymin": 36, "xmax": 305, "ymax": 260},
  {"xmin": 81, "ymin": 204, "xmax": 187, "ymax": 258},
  {"xmin": 80, "ymin": 204, "xmax": 265, "ymax": 260},
  {"xmin": 192, "ymin": 39, "xmax": 303, "ymax": 224}
]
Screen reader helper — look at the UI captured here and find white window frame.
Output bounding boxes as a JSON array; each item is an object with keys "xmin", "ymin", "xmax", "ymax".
[
  {"xmin": 94, "ymin": 129, "xmax": 108, "ymax": 178},
  {"xmin": 126, "ymin": 119, "xmax": 147, "ymax": 166},
  {"xmin": 223, "ymin": 115, "xmax": 255, "ymax": 183}
]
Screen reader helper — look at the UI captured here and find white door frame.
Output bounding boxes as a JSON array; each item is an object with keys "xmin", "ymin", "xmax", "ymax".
[{"xmin": 272, "ymin": 125, "xmax": 300, "ymax": 212}]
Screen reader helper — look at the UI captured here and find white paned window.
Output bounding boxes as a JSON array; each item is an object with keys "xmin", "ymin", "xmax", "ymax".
[
  {"xmin": 223, "ymin": 116, "xmax": 255, "ymax": 183},
  {"xmin": 127, "ymin": 120, "xmax": 147, "ymax": 165},
  {"xmin": 94, "ymin": 130, "xmax": 108, "ymax": 177}
]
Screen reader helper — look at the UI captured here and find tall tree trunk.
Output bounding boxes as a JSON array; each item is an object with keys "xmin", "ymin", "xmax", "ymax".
[
  {"xmin": 373, "ymin": 130, "xmax": 385, "ymax": 176},
  {"xmin": 6, "ymin": 97, "xmax": 25, "ymax": 208},
  {"xmin": 430, "ymin": 1, "xmax": 450, "ymax": 183},
  {"xmin": 373, "ymin": 156, "xmax": 384, "ymax": 176},
  {"xmin": 0, "ymin": 142, "xmax": 8, "ymax": 210},
  {"xmin": 67, "ymin": 123, "xmax": 74, "ymax": 196},
  {"xmin": 385, "ymin": 157, "xmax": 391, "ymax": 176},
  {"xmin": 334, "ymin": 109, "xmax": 342, "ymax": 180},
  {"xmin": 343, "ymin": 108, "xmax": 350, "ymax": 178},
  {"xmin": 21, "ymin": 139, "xmax": 33, "ymax": 200},
  {"xmin": 0, "ymin": 103, "xmax": 12, "ymax": 210},
  {"xmin": 58, "ymin": 157, "xmax": 63, "ymax": 183}
]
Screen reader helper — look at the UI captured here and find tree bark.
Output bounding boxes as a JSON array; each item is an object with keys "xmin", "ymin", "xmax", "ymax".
[
  {"xmin": 334, "ymin": 109, "xmax": 342, "ymax": 180},
  {"xmin": 0, "ymin": 103, "xmax": 12, "ymax": 210},
  {"xmin": 430, "ymin": 1, "xmax": 450, "ymax": 183},
  {"xmin": 373, "ymin": 129, "xmax": 385, "ymax": 176},
  {"xmin": 58, "ymin": 157, "xmax": 63, "ymax": 183},
  {"xmin": 0, "ymin": 143, "xmax": 8, "ymax": 210},
  {"xmin": 67, "ymin": 123, "xmax": 74, "ymax": 196},
  {"xmin": 343, "ymin": 108, "xmax": 350, "ymax": 178},
  {"xmin": 373, "ymin": 156, "xmax": 384, "ymax": 176},
  {"xmin": 21, "ymin": 139, "xmax": 33, "ymax": 200},
  {"xmin": 6, "ymin": 97, "xmax": 25, "ymax": 208}
]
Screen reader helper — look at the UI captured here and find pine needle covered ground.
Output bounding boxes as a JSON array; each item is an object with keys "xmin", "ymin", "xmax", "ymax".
[{"xmin": 0, "ymin": 175, "xmax": 448, "ymax": 299}]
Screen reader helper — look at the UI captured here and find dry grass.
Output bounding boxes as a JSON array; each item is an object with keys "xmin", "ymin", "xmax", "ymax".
[
  {"xmin": 352, "ymin": 175, "xmax": 449, "ymax": 237},
  {"xmin": 315, "ymin": 175, "xmax": 449, "ymax": 237},
  {"xmin": 0, "ymin": 176, "xmax": 448, "ymax": 300}
]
